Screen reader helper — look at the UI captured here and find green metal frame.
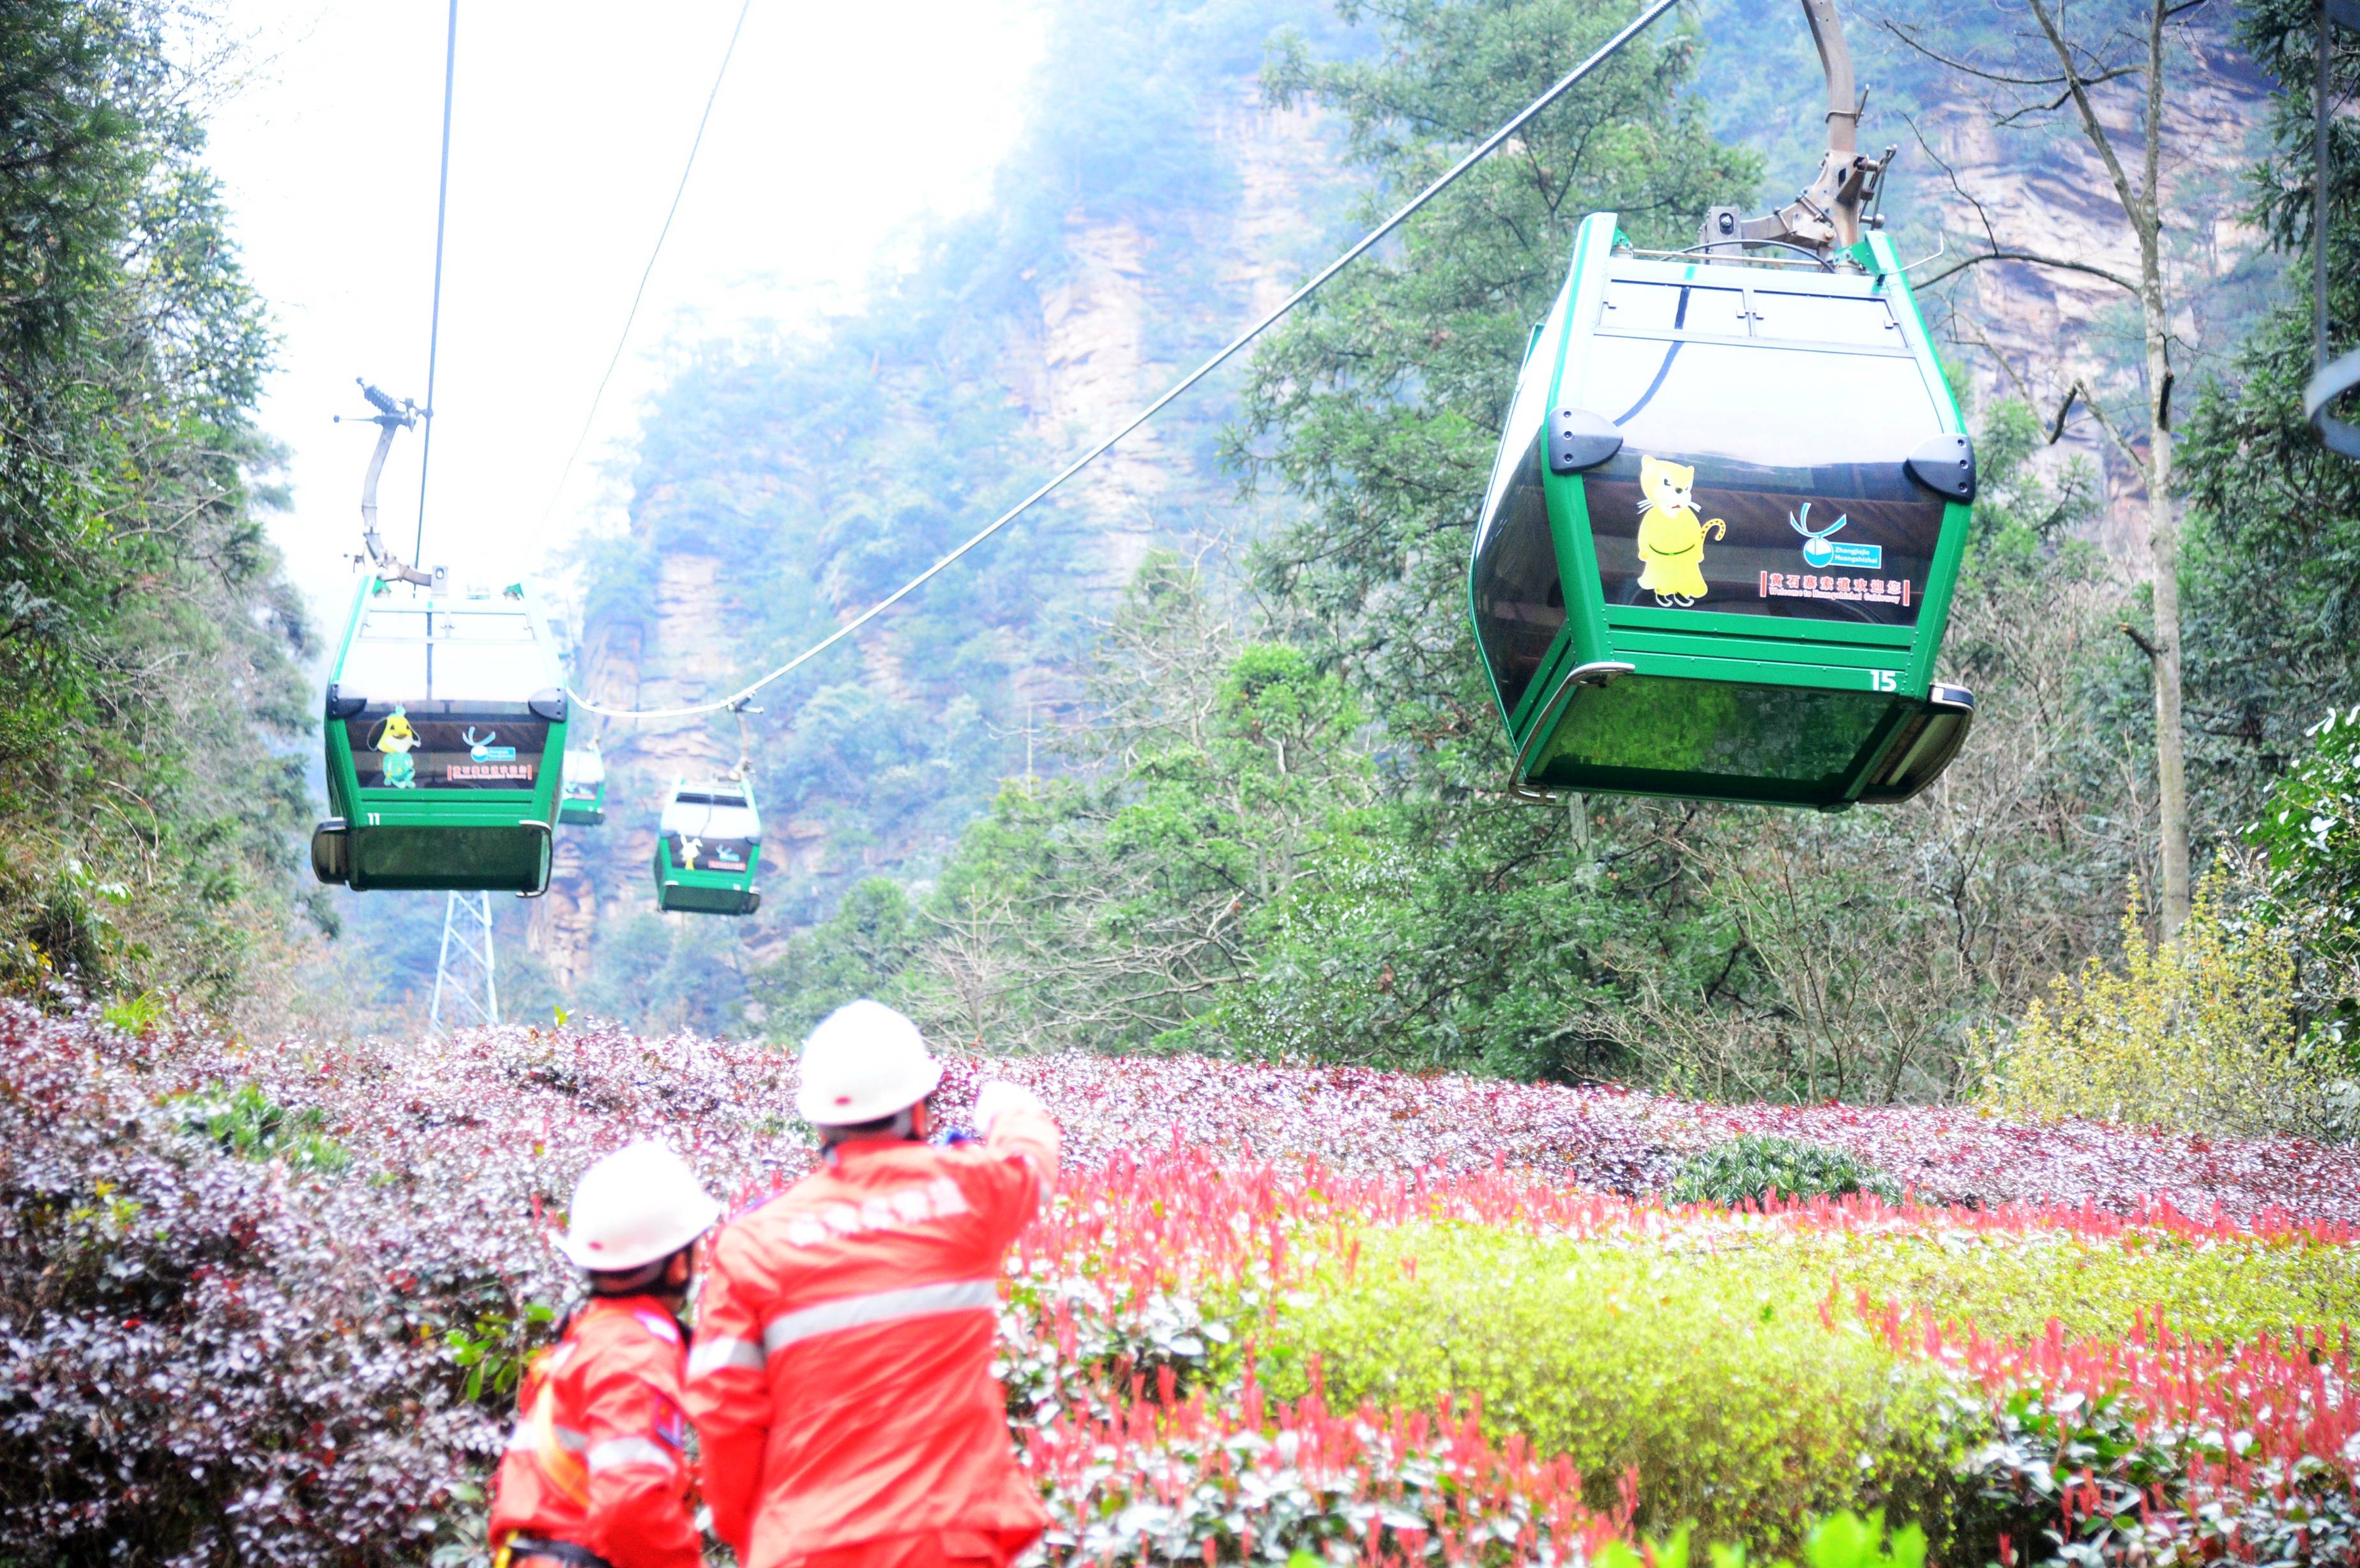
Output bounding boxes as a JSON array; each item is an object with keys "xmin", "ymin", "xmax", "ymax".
[
  {"xmin": 1471, "ymin": 213, "xmax": 1976, "ymax": 811},
  {"xmin": 653, "ymin": 836, "xmax": 762, "ymax": 916},
  {"xmin": 313, "ymin": 577, "xmax": 568, "ymax": 893}
]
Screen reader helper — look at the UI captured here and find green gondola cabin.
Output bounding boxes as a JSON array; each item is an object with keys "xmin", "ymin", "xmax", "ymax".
[
  {"xmin": 559, "ymin": 739, "xmax": 607, "ymax": 826},
  {"xmin": 653, "ymin": 777, "xmax": 761, "ymax": 916},
  {"xmin": 312, "ymin": 579, "xmax": 568, "ymax": 893},
  {"xmin": 1469, "ymin": 214, "xmax": 1976, "ymax": 810}
]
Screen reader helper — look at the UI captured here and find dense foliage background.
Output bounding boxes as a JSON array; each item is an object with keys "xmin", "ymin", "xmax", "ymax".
[{"xmin": 0, "ymin": 0, "xmax": 315, "ymax": 1019}]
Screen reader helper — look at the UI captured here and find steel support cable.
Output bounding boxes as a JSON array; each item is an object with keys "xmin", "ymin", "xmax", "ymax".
[
  {"xmin": 568, "ymin": 0, "xmax": 1683, "ymax": 721},
  {"xmin": 414, "ymin": 0, "xmax": 459, "ymax": 564},
  {"xmin": 544, "ymin": 0, "xmax": 757, "ymax": 524}
]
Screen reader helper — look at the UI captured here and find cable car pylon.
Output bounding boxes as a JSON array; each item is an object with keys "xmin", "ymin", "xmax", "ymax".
[{"xmin": 428, "ymin": 889, "xmax": 498, "ymax": 1033}]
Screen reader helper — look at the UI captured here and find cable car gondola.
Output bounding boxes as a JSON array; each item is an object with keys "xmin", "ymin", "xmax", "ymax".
[
  {"xmin": 559, "ymin": 739, "xmax": 607, "ymax": 825},
  {"xmin": 1469, "ymin": 6, "xmax": 1974, "ymax": 811},
  {"xmin": 653, "ymin": 776, "xmax": 761, "ymax": 916},
  {"xmin": 312, "ymin": 578, "xmax": 570, "ymax": 892}
]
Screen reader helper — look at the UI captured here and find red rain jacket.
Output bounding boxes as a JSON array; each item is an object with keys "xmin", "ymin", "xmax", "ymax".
[
  {"xmin": 685, "ymin": 1110, "xmax": 1060, "ymax": 1568},
  {"xmin": 488, "ymin": 1294, "xmax": 702, "ymax": 1568}
]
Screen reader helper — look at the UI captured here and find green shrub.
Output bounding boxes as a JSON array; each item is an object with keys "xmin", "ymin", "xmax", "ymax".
[
  {"xmin": 1667, "ymin": 1136, "xmax": 1900, "ymax": 1207},
  {"xmin": 1976, "ymin": 877, "xmax": 2334, "ymax": 1137},
  {"xmin": 171, "ymin": 1082, "xmax": 349, "ymax": 1174},
  {"xmin": 1261, "ymin": 1223, "xmax": 1966, "ymax": 1549},
  {"xmin": 1596, "ymin": 1512, "xmax": 1928, "ymax": 1568},
  {"xmin": 2249, "ymin": 703, "xmax": 2360, "ymax": 1058},
  {"xmin": 102, "ymin": 989, "xmax": 165, "ymax": 1037},
  {"xmin": 1787, "ymin": 1226, "xmax": 2360, "ymax": 1344}
]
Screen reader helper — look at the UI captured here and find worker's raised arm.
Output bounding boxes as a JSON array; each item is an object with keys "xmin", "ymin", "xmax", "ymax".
[{"xmin": 964, "ymin": 1080, "xmax": 1060, "ymax": 1243}]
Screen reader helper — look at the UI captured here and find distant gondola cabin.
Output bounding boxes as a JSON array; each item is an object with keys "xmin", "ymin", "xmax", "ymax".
[
  {"xmin": 653, "ymin": 777, "xmax": 761, "ymax": 916},
  {"xmin": 559, "ymin": 739, "xmax": 607, "ymax": 826}
]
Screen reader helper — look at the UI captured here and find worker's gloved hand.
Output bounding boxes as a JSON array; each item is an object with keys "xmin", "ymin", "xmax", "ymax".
[{"xmin": 972, "ymin": 1080, "xmax": 1045, "ymax": 1136}]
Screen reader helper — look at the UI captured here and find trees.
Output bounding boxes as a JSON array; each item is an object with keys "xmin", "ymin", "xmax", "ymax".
[
  {"xmin": 1241, "ymin": 0, "xmax": 1758, "ymax": 757},
  {"xmin": 1893, "ymin": 0, "xmax": 2204, "ymax": 932},
  {"xmin": 755, "ymin": 0, "xmax": 2149, "ymax": 1097},
  {"xmin": 2175, "ymin": 0, "xmax": 2360, "ymax": 824},
  {"xmin": 0, "ymin": 1, "xmax": 312, "ymax": 1011}
]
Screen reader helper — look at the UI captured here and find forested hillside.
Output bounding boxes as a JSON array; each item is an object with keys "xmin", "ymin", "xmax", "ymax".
[
  {"xmin": 321, "ymin": 0, "xmax": 2341, "ymax": 1110},
  {"xmin": 13, "ymin": 0, "xmax": 2350, "ymax": 1111},
  {"xmin": 0, "ymin": 1, "xmax": 316, "ymax": 1023}
]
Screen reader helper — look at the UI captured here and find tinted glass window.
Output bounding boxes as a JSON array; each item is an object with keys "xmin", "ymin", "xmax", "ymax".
[
  {"xmin": 1471, "ymin": 425, "xmax": 1562, "ymax": 717},
  {"xmin": 1750, "ymin": 290, "xmax": 1902, "ymax": 347},
  {"xmin": 345, "ymin": 702, "xmax": 550, "ymax": 791},
  {"xmin": 563, "ymin": 745, "xmax": 605, "ymax": 793},
  {"xmin": 1571, "ymin": 333, "xmax": 1948, "ymax": 627},
  {"xmin": 1584, "ymin": 335, "xmax": 1940, "ymax": 467},
  {"xmin": 662, "ymin": 790, "xmax": 760, "ymax": 843},
  {"xmin": 1531, "ymin": 675, "xmax": 1898, "ymax": 792},
  {"xmin": 663, "ymin": 831, "xmax": 755, "ymax": 875},
  {"xmin": 1598, "ymin": 281, "xmax": 1748, "ymax": 336}
]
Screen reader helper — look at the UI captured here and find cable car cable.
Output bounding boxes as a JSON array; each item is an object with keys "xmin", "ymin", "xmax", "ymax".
[
  {"xmin": 568, "ymin": 0, "xmax": 1683, "ymax": 722},
  {"xmin": 414, "ymin": 0, "xmax": 459, "ymax": 565},
  {"xmin": 544, "ymin": 0, "xmax": 757, "ymax": 525}
]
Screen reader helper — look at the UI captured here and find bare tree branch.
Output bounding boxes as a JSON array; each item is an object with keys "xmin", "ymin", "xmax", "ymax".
[
  {"xmin": 2024, "ymin": 0, "xmax": 2155, "ymax": 241},
  {"xmin": 2058, "ymin": 376, "xmax": 2149, "ymax": 478},
  {"xmin": 1916, "ymin": 246, "xmax": 2142, "ymax": 294}
]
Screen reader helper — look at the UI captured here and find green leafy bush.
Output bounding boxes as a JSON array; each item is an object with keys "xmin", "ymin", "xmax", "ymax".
[
  {"xmin": 1787, "ymin": 1226, "xmax": 2360, "ymax": 1345},
  {"xmin": 172, "ymin": 1082, "xmax": 348, "ymax": 1174},
  {"xmin": 1596, "ymin": 1511, "xmax": 1928, "ymax": 1568},
  {"xmin": 1667, "ymin": 1136, "xmax": 1901, "ymax": 1207},
  {"xmin": 2249, "ymin": 703, "xmax": 2360, "ymax": 1060},
  {"xmin": 1260, "ymin": 1223, "xmax": 1965, "ymax": 1549},
  {"xmin": 1976, "ymin": 877, "xmax": 2336, "ymax": 1138}
]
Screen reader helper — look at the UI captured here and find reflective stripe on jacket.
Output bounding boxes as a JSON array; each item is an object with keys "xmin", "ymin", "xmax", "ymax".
[
  {"xmin": 685, "ymin": 1108, "xmax": 1060, "ymax": 1568},
  {"xmin": 488, "ymin": 1295, "xmax": 702, "ymax": 1568}
]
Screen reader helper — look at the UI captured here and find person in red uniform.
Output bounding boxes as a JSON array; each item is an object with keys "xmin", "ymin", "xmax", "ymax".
[
  {"xmin": 489, "ymin": 1140, "xmax": 721, "ymax": 1568},
  {"xmin": 685, "ymin": 999, "xmax": 1060, "ymax": 1568}
]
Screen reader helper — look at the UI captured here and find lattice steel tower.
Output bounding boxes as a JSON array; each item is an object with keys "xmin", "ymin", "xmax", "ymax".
[{"xmin": 428, "ymin": 891, "xmax": 498, "ymax": 1033}]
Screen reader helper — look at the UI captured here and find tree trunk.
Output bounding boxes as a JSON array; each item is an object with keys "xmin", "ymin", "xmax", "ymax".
[{"xmin": 2145, "ymin": 306, "xmax": 2191, "ymax": 933}]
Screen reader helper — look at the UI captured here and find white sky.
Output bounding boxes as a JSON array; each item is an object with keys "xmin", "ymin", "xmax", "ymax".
[{"xmin": 201, "ymin": 0, "xmax": 1047, "ymax": 632}]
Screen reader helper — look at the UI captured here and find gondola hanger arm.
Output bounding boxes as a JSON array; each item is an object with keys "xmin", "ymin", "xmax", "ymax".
[
  {"xmin": 335, "ymin": 379, "xmax": 443, "ymax": 591},
  {"xmin": 1696, "ymin": 0, "xmax": 1895, "ymax": 260}
]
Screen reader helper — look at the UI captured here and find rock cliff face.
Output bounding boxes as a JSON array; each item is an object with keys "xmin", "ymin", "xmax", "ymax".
[{"xmin": 530, "ymin": 551, "xmax": 743, "ymax": 986}]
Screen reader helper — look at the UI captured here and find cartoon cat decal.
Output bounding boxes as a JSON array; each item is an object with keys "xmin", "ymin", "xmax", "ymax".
[{"xmin": 1635, "ymin": 453, "xmax": 1725, "ymax": 607}]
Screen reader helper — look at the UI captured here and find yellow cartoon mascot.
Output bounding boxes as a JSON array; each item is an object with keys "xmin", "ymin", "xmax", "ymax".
[
  {"xmin": 372, "ymin": 706, "xmax": 421, "ymax": 788},
  {"xmin": 1635, "ymin": 454, "xmax": 1725, "ymax": 607}
]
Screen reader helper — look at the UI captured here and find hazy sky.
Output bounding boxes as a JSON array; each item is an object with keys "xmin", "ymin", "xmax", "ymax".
[{"xmin": 202, "ymin": 0, "xmax": 1047, "ymax": 633}]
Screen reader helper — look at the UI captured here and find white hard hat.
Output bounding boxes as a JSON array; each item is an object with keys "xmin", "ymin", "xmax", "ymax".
[
  {"xmin": 556, "ymin": 1140, "xmax": 722, "ymax": 1271},
  {"xmin": 796, "ymin": 999, "xmax": 943, "ymax": 1126}
]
